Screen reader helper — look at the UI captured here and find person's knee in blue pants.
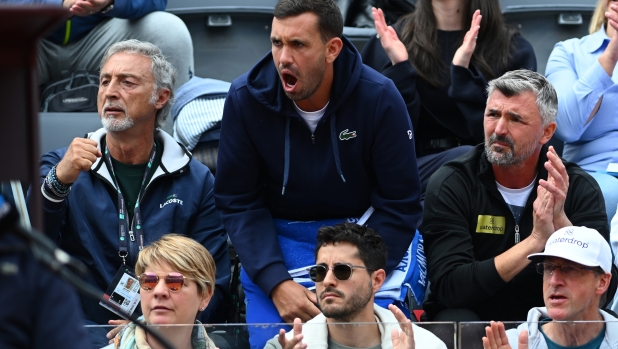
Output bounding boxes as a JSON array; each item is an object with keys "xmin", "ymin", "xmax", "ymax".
[{"xmin": 241, "ymin": 269, "xmax": 291, "ymax": 349}]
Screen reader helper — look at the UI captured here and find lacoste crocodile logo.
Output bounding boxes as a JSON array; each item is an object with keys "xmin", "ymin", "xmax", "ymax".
[{"xmin": 339, "ymin": 129, "xmax": 357, "ymax": 141}]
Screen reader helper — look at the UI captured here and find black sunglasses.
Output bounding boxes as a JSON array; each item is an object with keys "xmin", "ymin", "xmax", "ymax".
[{"xmin": 307, "ymin": 263, "xmax": 374, "ymax": 282}]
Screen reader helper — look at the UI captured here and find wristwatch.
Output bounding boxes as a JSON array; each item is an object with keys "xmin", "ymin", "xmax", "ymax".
[{"xmin": 100, "ymin": 0, "xmax": 114, "ymax": 14}]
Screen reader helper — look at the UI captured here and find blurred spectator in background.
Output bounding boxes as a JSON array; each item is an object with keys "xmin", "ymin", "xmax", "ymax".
[
  {"xmin": 362, "ymin": 0, "xmax": 536, "ymax": 194},
  {"xmin": 545, "ymin": 0, "xmax": 618, "ymax": 221},
  {"xmin": 0, "ymin": 195, "xmax": 92, "ymax": 349},
  {"xmin": 6, "ymin": 0, "xmax": 194, "ymax": 134}
]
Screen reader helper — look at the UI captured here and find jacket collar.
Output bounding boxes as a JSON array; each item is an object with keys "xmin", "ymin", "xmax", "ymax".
[
  {"xmin": 583, "ymin": 25, "xmax": 610, "ymax": 53},
  {"xmin": 88, "ymin": 127, "xmax": 191, "ymax": 189},
  {"xmin": 525, "ymin": 306, "xmax": 618, "ymax": 346},
  {"xmin": 478, "ymin": 144, "xmax": 549, "ymax": 203}
]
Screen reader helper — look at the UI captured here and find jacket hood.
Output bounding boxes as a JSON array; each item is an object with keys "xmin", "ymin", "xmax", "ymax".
[
  {"xmin": 244, "ymin": 36, "xmax": 363, "ymax": 194},
  {"xmin": 245, "ymin": 36, "xmax": 363, "ymax": 118}
]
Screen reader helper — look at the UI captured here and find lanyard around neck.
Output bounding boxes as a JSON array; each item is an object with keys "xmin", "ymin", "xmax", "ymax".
[{"xmin": 103, "ymin": 143, "xmax": 156, "ymax": 264}]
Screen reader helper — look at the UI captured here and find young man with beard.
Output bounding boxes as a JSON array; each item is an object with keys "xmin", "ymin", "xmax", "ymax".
[
  {"xmin": 483, "ymin": 226, "xmax": 618, "ymax": 349},
  {"xmin": 30, "ymin": 40, "xmax": 230, "ymax": 347},
  {"xmin": 421, "ymin": 69, "xmax": 609, "ymax": 322},
  {"xmin": 214, "ymin": 0, "xmax": 422, "ymax": 347},
  {"xmin": 265, "ymin": 223, "xmax": 445, "ymax": 349}
]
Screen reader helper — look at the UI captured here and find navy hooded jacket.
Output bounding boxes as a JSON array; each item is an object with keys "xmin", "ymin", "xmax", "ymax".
[{"xmin": 214, "ymin": 36, "xmax": 423, "ymax": 296}]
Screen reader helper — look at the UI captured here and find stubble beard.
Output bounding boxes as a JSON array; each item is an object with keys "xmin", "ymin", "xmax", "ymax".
[
  {"xmin": 317, "ymin": 280, "xmax": 374, "ymax": 322},
  {"xmin": 484, "ymin": 133, "xmax": 537, "ymax": 166}
]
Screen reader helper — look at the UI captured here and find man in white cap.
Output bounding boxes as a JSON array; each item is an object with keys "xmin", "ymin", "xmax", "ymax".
[{"xmin": 482, "ymin": 226, "xmax": 618, "ymax": 349}]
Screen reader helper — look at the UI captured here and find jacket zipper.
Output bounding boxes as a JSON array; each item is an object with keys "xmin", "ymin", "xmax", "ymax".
[
  {"xmin": 515, "ymin": 225, "xmax": 520, "ymax": 244},
  {"xmin": 93, "ymin": 164, "xmax": 186, "ymax": 263},
  {"xmin": 311, "ymin": 133, "xmax": 315, "ymax": 144}
]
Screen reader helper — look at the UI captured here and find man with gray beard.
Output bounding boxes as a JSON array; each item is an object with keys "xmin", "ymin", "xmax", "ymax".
[
  {"xmin": 420, "ymin": 70, "xmax": 609, "ymax": 322},
  {"xmin": 30, "ymin": 40, "xmax": 230, "ymax": 348}
]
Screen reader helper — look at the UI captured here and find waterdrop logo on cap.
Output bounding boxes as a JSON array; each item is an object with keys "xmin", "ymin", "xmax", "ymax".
[{"xmin": 527, "ymin": 226, "xmax": 612, "ymax": 273}]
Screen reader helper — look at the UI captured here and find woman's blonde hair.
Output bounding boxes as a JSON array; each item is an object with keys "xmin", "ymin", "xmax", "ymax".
[
  {"xmin": 590, "ymin": 0, "xmax": 608, "ymax": 34},
  {"xmin": 136, "ymin": 234, "xmax": 216, "ymax": 298}
]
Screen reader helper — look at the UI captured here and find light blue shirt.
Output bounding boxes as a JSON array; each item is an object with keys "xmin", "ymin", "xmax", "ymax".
[{"xmin": 546, "ymin": 26, "xmax": 618, "ymax": 172}]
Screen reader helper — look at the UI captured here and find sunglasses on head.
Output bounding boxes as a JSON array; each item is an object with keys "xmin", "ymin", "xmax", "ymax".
[
  {"xmin": 138, "ymin": 272, "xmax": 188, "ymax": 292},
  {"xmin": 307, "ymin": 263, "xmax": 374, "ymax": 282}
]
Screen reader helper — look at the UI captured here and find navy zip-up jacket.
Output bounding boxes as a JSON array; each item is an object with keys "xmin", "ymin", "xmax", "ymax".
[
  {"xmin": 31, "ymin": 129, "xmax": 230, "ymax": 325},
  {"xmin": 214, "ymin": 36, "xmax": 423, "ymax": 296}
]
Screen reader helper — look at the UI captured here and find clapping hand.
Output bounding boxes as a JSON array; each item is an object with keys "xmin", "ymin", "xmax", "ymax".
[
  {"xmin": 599, "ymin": 2, "xmax": 618, "ymax": 75},
  {"xmin": 482, "ymin": 321, "xmax": 528, "ymax": 349},
  {"xmin": 452, "ymin": 10, "xmax": 482, "ymax": 68},
  {"xmin": 538, "ymin": 146, "xmax": 570, "ymax": 230},
  {"xmin": 389, "ymin": 304, "xmax": 415, "ymax": 349},
  {"xmin": 371, "ymin": 7, "xmax": 409, "ymax": 65},
  {"xmin": 278, "ymin": 318, "xmax": 307, "ymax": 349}
]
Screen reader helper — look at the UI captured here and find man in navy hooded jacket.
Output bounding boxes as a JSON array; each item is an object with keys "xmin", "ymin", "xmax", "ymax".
[{"xmin": 214, "ymin": 0, "xmax": 422, "ymax": 345}]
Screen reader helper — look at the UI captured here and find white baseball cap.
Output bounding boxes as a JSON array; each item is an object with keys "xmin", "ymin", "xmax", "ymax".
[{"xmin": 528, "ymin": 226, "xmax": 612, "ymax": 273}]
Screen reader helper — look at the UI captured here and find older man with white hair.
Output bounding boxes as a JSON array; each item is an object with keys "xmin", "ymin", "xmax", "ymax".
[{"xmin": 30, "ymin": 39, "xmax": 230, "ymax": 348}]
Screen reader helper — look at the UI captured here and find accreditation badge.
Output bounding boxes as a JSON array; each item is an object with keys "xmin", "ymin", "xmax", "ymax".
[{"xmin": 100, "ymin": 265, "xmax": 141, "ymax": 318}]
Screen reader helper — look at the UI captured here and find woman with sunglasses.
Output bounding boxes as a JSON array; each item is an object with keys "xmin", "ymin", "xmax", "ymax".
[
  {"xmin": 361, "ymin": 0, "xmax": 536, "ymax": 193},
  {"xmin": 105, "ymin": 234, "xmax": 217, "ymax": 349}
]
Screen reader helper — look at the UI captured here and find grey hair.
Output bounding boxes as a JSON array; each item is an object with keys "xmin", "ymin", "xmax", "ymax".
[
  {"xmin": 99, "ymin": 39, "xmax": 176, "ymax": 128},
  {"xmin": 486, "ymin": 69, "xmax": 557, "ymax": 126}
]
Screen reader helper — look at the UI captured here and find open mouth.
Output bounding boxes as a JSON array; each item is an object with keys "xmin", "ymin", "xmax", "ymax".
[{"xmin": 280, "ymin": 71, "xmax": 298, "ymax": 92}]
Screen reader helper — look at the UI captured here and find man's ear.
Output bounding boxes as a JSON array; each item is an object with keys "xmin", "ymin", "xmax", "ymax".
[
  {"xmin": 154, "ymin": 88, "xmax": 171, "ymax": 110},
  {"xmin": 325, "ymin": 37, "xmax": 343, "ymax": 64},
  {"xmin": 539, "ymin": 121, "xmax": 557, "ymax": 145},
  {"xmin": 597, "ymin": 272, "xmax": 612, "ymax": 295},
  {"xmin": 372, "ymin": 269, "xmax": 386, "ymax": 293}
]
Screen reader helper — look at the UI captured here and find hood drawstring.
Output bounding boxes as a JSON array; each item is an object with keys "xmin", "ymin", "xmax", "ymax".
[
  {"xmin": 280, "ymin": 114, "xmax": 346, "ymax": 196},
  {"xmin": 330, "ymin": 114, "xmax": 346, "ymax": 183},
  {"xmin": 282, "ymin": 117, "xmax": 291, "ymax": 195}
]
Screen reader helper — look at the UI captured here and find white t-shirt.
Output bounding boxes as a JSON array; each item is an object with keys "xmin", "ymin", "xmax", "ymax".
[
  {"xmin": 496, "ymin": 178, "xmax": 536, "ymax": 224},
  {"xmin": 294, "ymin": 101, "xmax": 329, "ymax": 133}
]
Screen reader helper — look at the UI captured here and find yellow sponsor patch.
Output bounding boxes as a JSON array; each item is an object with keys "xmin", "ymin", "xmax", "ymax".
[{"xmin": 476, "ymin": 215, "xmax": 506, "ymax": 234}]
